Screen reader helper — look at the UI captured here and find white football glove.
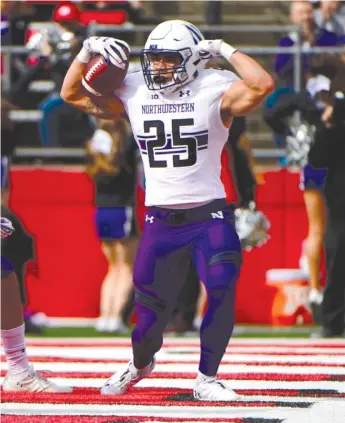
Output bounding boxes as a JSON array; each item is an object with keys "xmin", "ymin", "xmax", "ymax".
[
  {"xmin": 197, "ymin": 39, "xmax": 223, "ymax": 57},
  {"xmin": 197, "ymin": 39, "xmax": 237, "ymax": 61},
  {"xmin": 1, "ymin": 217, "xmax": 15, "ymax": 239},
  {"xmin": 80, "ymin": 37, "xmax": 130, "ymax": 69},
  {"xmin": 234, "ymin": 206, "xmax": 271, "ymax": 251}
]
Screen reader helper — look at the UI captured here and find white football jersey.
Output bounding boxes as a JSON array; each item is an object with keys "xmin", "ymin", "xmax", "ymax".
[{"xmin": 115, "ymin": 69, "xmax": 239, "ymax": 206}]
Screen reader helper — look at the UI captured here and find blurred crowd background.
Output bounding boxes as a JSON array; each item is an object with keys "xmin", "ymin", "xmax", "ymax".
[{"xmin": 1, "ymin": 1, "xmax": 345, "ymax": 337}]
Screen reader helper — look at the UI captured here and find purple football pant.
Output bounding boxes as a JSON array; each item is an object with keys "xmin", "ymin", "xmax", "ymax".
[{"xmin": 132, "ymin": 199, "xmax": 242, "ymax": 377}]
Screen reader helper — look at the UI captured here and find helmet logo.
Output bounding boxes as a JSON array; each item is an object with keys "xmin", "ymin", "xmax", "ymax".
[
  {"xmin": 150, "ymin": 44, "xmax": 158, "ymax": 49},
  {"xmin": 184, "ymin": 24, "xmax": 203, "ymax": 45}
]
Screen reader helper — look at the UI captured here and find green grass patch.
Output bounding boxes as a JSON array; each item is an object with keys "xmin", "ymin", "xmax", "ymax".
[{"xmin": 26, "ymin": 325, "xmax": 319, "ymax": 338}]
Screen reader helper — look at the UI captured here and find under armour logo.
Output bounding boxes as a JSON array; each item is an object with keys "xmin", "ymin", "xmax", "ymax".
[
  {"xmin": 150, "ymin": 44, "xmax": 158, "ymax": 49},
  {"xmin": 211, "ymin": 211, "xmax": 224, "ymax": 219},
  {"xmin": 151, "ymin": 94, "xmax": 159, "ymax": 99},
  {"xmin": 145, "ymin": 215, "xmax": 155, "ymax": 223},
  {"xmin": 179, "ymin": 90, "xmax": 190, "ymax": 97}
]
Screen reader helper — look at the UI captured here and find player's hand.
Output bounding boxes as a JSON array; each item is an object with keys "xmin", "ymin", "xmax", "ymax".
[
  {"xmin": 197, "ymin": 39, "xmax": 223, "ymax": 58},
  {"xmin": 83, "ymin": 37, "xmax": 130, "ymax": 68},
  {"xmin": 1, "ymin": 217, "xmax": 15, "ymax": 239}
]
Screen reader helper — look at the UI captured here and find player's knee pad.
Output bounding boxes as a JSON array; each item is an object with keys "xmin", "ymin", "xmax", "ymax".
[
  {"xmin": 132, "ymin": 290, "xmax": 166, "ymax": 352},
  {"xmin": 135, "ymin": 288, "xmax": 166, "ymax": 312},
  {"xmin": 206, "ymin": 251, "xmax": 242, "ymax": 291}
]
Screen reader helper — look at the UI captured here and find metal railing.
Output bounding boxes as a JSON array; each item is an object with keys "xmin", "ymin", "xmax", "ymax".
[{"xmin": 12, "ymin": 146, "xmax": 285, "ymax": 160}]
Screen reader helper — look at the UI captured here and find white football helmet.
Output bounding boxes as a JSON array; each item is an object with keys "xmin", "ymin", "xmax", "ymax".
[{"xmin": 141, "ymin": 20, "xmax": 211, "ymax": 94}]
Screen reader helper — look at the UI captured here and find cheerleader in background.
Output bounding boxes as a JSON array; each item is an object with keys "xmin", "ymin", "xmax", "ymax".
[{"xmin": 86, "ymin": 119, "xmax": 138, "ymax": 333}]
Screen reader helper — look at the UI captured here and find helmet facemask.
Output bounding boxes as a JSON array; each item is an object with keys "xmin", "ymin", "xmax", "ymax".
[{"xmin": 141, "ymin": 48, "xmax": 193, "ymax": 92}]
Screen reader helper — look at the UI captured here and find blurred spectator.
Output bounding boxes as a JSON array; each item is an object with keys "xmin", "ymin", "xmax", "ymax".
[
  {"xmin": 263, "ymin": 52, "xmax": 345, "ymax": 323},
  {"xmin": 86, "ymin": 119, "xmax": 138, "ymax": 333},
  {"xmin": 308, "ymin": 57, "xmax": 345, "ymax": 337},
  {"xmin": 314, "ymin": 0, "xmax": 345, "ymax": 36},
  {"xmin": 275, "ymin": 1, "xmax": 340, "ymax": 85}
]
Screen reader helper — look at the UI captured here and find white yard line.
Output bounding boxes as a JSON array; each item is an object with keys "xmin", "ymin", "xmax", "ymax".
[
  {"xmin": 4, "ymin": 347, "xmax": 344, "ymax": 364},
  {"xmin": 2, "ymin": 362, "xmax": 345, "ymax": 375},
  {"xmin": 0, "ymin": 402, "xmax": 321, "ymax": 420},
  {"xmin": 3, "ymin": 402, "xmax": 345, "ymax": 423},
  {"xmin": 19, "ymin": 337, "xmax": 345, "ymax": 345}
]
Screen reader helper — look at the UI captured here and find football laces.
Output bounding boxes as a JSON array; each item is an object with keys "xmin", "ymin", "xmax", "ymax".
[{"xmin": 85, "ymin": 60, "xmax": 106, "ymax": 82}]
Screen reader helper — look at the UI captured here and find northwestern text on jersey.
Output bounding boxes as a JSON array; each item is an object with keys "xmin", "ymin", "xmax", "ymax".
[{"xmin": 141, "ymin": 103, "xmax": 195, "ymax": 115}]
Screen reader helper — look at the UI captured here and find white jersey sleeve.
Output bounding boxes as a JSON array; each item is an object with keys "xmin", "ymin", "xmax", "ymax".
[
  {"xmin": 202, "ymin": 68, "xmax": 240, "ymax": 90},
  {"xmin": 197, "ymin": 68, "xmax": 241, "ymax": 131}
]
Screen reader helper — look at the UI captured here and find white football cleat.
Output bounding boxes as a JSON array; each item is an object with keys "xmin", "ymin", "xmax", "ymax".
[
  {"xmin": 101, "ymin": 358, "xmax": 155, "ymax": 395},
  {"xmin": 2, "ymin": 366, "xmax": 72, "ymax": 393},
  {"xmin": 194, "ymin": 375, "xmax": 240, "ymax": 401}
]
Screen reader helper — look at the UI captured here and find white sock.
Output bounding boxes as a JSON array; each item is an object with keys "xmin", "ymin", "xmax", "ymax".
[
  {"xmin": 1, "ymin": 324, "xmax": 30, "ymax": 379},
  {"xmin": 197, "ymin": 371, "xmax": 216, "ymax": 382}
]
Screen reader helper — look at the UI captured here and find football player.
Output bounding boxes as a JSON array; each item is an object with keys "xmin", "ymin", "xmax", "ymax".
[
  {"xmin": 1, "ymin": 217, "xmax": 72, "ymax": 392},
  {"xmin": 61, "ymin": 20, "xmax": 274, "ymax": 401}
]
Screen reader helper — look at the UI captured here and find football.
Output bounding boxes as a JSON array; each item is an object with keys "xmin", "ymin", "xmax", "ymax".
[{"xmin": 82, "ymin": 53, "xmax": 129, "ymax": 97}]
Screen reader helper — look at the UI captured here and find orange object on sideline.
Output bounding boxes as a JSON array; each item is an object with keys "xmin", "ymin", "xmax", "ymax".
[{"xmin": 266, "ymin": 269, "xmax": 312, "ymax": 325}]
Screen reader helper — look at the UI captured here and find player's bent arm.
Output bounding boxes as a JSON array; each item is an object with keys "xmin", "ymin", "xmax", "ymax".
[
  {"xmin": 61, "ymin": 57, "xmax": 125, "ymax": 120},
  {"xmin": 221, "ymin": 51, "xmax": 275, "ymax": 125}
]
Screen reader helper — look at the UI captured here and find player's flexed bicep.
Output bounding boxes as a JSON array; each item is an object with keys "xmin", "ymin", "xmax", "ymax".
[
  {"xmin": 198, "ymin": 40, "xmax": 275, "ymax": 127},
  {"xmin": 61, "ymin": 37, "xmax": 130, "ymax": 120}
]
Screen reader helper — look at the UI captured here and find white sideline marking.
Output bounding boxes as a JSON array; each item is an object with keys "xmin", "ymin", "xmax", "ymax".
[{"xmin": 1, "ymin": 377, "xmax": 344, "ymax": 392}]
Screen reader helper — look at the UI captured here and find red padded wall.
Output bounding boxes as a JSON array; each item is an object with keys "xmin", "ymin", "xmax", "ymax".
[{"xmin": 9, "ymin": 167, "xmax": 309, "ymax": 323}]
